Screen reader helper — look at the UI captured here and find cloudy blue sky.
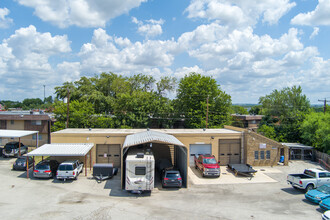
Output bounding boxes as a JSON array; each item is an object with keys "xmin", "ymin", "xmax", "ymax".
[{"xmin": 0, "ymin": 0, "xmax": 329, "ymax": 104}]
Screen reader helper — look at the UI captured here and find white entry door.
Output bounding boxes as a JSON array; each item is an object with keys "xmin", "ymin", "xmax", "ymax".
[{"xmin": 189, "ymin": 144, "xmax": 212, "ymax": 166}]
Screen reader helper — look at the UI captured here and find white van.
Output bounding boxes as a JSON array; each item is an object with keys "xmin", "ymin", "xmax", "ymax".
[{"xmin": 125, "ymin": 148, "xmax": 155, "ymax": 192}]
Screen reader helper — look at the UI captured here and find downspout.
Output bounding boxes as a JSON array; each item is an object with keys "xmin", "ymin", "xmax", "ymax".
[{"xmin": 241, "ymin": 131, "xmax": 244, "ymax": 163}]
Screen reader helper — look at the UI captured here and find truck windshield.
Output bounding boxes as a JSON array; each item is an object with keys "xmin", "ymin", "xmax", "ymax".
[
  {"xmin": 58, "ymin": 164, "xmax": 74, "ymax": 171},
  {"xmin": 317, "ymin": 185, "xmax": 330, "ymax": 194},
  {"xmin": 203, "ymin": 158, "xmax": 217, "ymax": 164},
  {"xmin": 304, "ymin": 170, "xmax": 316, "ymax": 178}
]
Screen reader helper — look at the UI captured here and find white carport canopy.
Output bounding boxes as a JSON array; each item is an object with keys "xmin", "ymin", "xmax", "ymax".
[
  {"xmin": 0, "ymin": 129, "xmax": 39, "ymax": 158},
  {"xmin": 27, "ymin": 143, "xmax": 94, "ymax": 178},
  {"xmin": 27, "ymin": 143, "xmax": 94, "ymax": 156},
  {"xmin": 0, "ymin": 129, "xmax": 39, "ymax": 138},
  {"xmin": 123, "ymin": 130, "xmax": 185, "ymax": 148}
]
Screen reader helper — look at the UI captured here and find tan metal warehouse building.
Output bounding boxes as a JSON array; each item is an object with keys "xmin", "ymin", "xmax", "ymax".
[{"xmin": 51, "ymin": 127, "xmax": 288, "ymax": 187}]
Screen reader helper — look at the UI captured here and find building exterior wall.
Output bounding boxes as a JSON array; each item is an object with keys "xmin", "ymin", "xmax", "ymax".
[
  {"xmin": 51, "ymin": 130, "xmax": 242, "ymax": 168},
  {"xmin": 6, "ymin": 120, "xmax": 24, "ymax": 130},
  {"xmin": 224, "ymin": 126, "xmax": 289, "ymax": 166}
]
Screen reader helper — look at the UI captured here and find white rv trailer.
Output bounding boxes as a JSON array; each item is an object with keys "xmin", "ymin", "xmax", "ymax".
[{"xmin": 125, "ymin": 148, "xmax": 155, "ymax": 192}]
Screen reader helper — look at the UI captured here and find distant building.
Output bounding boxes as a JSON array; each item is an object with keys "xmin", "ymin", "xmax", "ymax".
[
  {"xmin": 231, "ymin": 114, "xmax": 263, "ymax": 130},
  {"xmin": 0, "ymin": 110, "xmax": 54, "ymax": 146}
]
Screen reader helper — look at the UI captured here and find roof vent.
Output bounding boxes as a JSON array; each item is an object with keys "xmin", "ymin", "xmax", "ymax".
[{"xmin": 136, "ymin": 153, "xmax": 144, "ymax": 158}]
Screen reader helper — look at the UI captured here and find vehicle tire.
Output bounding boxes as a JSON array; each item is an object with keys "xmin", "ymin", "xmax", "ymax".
[
  {"xmin": 306, "ymin": 184, "xmax": 314, "ymax": 192},
  {"xmin": 74, "ymin": 175, "xmax": 78, "ymax": 180},
  {"xmin": 195, "ymin": 165, "xmax": 198, "ymax": 169}
]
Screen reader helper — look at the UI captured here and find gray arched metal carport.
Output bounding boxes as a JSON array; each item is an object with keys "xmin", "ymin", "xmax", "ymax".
[
  {"xmin": 27, "ymin": 143, "xmax": 94, "ymax": 179},
  {"xmin": 0, "ymin": 129, "xmax": 39, "ymax": 156},
  {"xmin": 121, "ymin": 130, "xmax": 187, "ymax": 189}
]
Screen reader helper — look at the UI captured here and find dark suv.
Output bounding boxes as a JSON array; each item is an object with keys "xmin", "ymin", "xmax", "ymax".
[
  {"xmin": 12, "ymin": 156, "xmax": 34, "ymax": 171},
  {"xmin": 3, "ymin": 142, "xmax": 28, "ymax": 157},
  {"xmin": 161, "ymin": 170, "xmax": 182, "ymax": 188},
  {"xmin": 33, "ymin": 160, "xmax": 60, "ymax": 178}
]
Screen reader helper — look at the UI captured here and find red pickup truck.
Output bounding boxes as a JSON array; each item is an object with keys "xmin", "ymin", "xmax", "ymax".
[{"xmin": 194, "ymin": 154, "xmax": 220, "ymax": 177}]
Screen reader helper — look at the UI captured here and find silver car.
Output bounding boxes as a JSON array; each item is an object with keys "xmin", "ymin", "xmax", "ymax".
[{"xmin": 33, "ymin": 160, "xmax": 59, "ymax": 178}]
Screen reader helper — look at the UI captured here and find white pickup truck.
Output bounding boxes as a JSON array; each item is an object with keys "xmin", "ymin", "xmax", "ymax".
[
  {"xmin": 56, "ymin": 160, "xmax": 83, "ymax": 180},
  {"xmin": 287, "ymin": 168, "xmax": 330, "ymax": 191}
]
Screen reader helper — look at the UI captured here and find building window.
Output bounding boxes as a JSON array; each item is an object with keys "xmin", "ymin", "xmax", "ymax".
[
  {"xmin": 32, "ymin": 134, "xmax": 42, "ymax": 140},
  {"xmin": 135, "ymin": 166, "xmax": 146, "ymax": 175},
  {"xmin": 254, "ymin": 151, "xmax": 259, "ymax": 160},
  {"xmin": 31, "ymin": 120, "xmax": 42, "ymax": 125},
  {"xmin": 260, "ymin": 151, "xmax": 265, "ymax": 160},
  {"xmin": 11, "ymin": 120, "xmax": 14, "ymax": 125},
  {"xmin": 266, "ymin": 151, "xmax": 271, "ymax": 159}
]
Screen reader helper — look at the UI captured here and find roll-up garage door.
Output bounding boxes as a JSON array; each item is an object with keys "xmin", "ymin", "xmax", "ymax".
[
  {"xmin": 96, "ymin": 144, "xmax": 121, "ymax": 167},
  {"xmin": 189, "ymin": 144, "xmax": 212, "ymax": 166},
  {"xmin": 218, "ymin": 139, "xmax": 241, "ymax": 165}
]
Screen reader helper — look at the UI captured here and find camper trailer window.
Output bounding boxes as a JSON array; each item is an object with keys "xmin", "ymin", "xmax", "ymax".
[{"xmin": 135, "ymin": 166, "xmax": 146, "ymax": 175}]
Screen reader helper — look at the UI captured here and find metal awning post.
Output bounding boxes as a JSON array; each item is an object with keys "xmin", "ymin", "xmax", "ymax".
[
  {"xmin": 36, "ymin": 133, "xmax": 38, "ymax": 148},
  {"xmin": 26, "ymin": 156, "xmax": 29, "ymax": 179},
  {"xmin": 89, "ymin": 150, "xmax": 92, "ymax": 171},
  {"xmin": 42, "ymin": 156, "xmax": 44, "ymax": 161},
  {"xmin": 19, "ymin": 137, "xmax": 21, "ymax": 156},
  {"xmin": 85, "ymin": 155, "xmax": 87, "ymax": 176}
]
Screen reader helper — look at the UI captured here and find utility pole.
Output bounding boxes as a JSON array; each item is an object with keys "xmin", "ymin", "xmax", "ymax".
[
  {"xmin": 206, "ymin": 95, "xmax": 209, "ymax": 128},
  {"xmin": 43, "ymin": 85, "xmax": 46, "ymax": 103},
  {"xmin": 318, "ymin": 98, "xmax": 330, "ymax": 114},
  {"xmin": 66, "ymin": 87, "xmax": 70, "ymax": 128}
]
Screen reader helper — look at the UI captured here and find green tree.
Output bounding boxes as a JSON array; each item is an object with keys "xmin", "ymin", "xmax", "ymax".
[
  {"xmin": 231, "ymin": 105, "xmax": 248, "ymax": 115},
  {"xmin": 258, "ymin": 86, "xmax": 310, "ymax": 142},
  {"xmin": 175, "ymin": 72, "xmax": 231, "ymax": 128},
  {"xmin": 249, "ymin": 105, "xmax": 262, "ymax": 115},
  {"xmin": 258, "ymin": 124, "xmax": 277, "ymax": 140},
  {"xmin": 52, "ymin": 100, "xmax": 95, "ymax": 131},
  {"xmin": 53, "ymin": 73, "xmax": 176, "ymax": 129},
  {"xmin": 22, "ymin": 98, "xmax": 43, "ymax": 110},
  {"xmin": 301, "ymin": 112, "xmax": 330, "ymax": 153}
]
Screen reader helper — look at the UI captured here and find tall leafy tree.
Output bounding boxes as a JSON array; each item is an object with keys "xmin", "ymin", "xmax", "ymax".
[
  {"xmin": 175, "ymin": 72, "xmax": 231, "ymax": 128},
  {"xmin": 301, "ymin": 112, "xmax": 330, "ymax": 153},
  {"xmin": 258, "ymin": 85, "xmax": 310, "ymax": 142},
  {"xmin": 52, "ymin": 100, "xmax": 95, "ymax": 131}
]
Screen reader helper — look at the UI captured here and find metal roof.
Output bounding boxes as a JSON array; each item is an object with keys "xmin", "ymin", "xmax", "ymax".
[
  {"xmin": 27, "ymin": 143, "xmax": 94, "ymax": 156},
  {"xmin": 282, "ymin": 143, "xmax": 314, "ymax": 149},
  {"xmin": 53, "ymin": 128, "xmax": 241, "ymax": 134},
  {"xmin": 123, "ymin": 130, "xmax": 185, "ymax": 149},
  {"xmin": 0, "ymin": 129, "xmax": 39, "ymax": 138}
]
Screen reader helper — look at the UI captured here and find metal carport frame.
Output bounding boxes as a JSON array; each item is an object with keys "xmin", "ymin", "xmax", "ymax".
[
  {"xmin": 121, "ymin": 130, "xmax": 188, "ymax": 189},
  {"xmin": 0, "ymin": 129, "xmax": 39, "ymax": 156},
  {"xmin": 27, "ymin": 143, "xmax": 94, "ymax": 179}
]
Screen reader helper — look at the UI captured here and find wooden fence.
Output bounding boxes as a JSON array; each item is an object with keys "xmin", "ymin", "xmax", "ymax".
[{"xmin": 315, "ymin": 151, "xmax": 330, "ymax": 171}]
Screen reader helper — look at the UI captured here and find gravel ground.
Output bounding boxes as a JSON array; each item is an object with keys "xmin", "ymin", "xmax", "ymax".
[{"xmin": 0, "ymin": 157, "xmax": 325, "ymax": 220}]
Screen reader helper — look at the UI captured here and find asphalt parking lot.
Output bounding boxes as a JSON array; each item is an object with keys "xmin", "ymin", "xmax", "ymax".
[{"xmin": 0, "ymin": 157, "xmax": 324, "ymax": 220}]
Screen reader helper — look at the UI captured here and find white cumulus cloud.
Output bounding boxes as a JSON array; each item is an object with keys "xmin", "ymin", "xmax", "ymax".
[
  {"xmin": 291, "ymin": 0, "xmax": 330, "ymax": 26},
  {"xmin": 0, "ymin": 25, "xmax": 72, "ymax": 99},
  {"xmin": 185, "ymin": 0, "xmax": 296, "ymax": 27},
  {"xmin": 16, "ymin": 0, "xmax": 148, "ymax": 28},
  {"xmin": 0, "ymin": 8, "xmax": 13, "ymax": 28},
  {"xmin": 132, "ymin": 17, "xmax": 164, "ymax": 38},
  {"xmin": 79, "ymin": 28, "xmax": 177, "ymax": 75}
]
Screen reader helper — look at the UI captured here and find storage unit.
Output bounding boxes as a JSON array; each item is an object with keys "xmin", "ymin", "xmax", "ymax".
[
  {"xmin": 218, "ymin": 139, "xmax": 241, "ymax": 165},
  {"xmin": 96, "ymin": 144, "xmax": 121, "ymax": 167},
  {"xmin": 189, "ymin": 144, "xmax": 212, "ymax": 166}
]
